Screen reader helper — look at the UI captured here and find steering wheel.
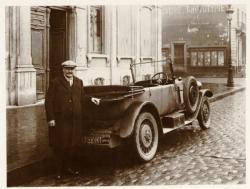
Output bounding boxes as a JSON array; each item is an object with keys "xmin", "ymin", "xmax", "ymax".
[{"xmin": 151, "ymin": 72, "xmax": 169, "ymax": 85}]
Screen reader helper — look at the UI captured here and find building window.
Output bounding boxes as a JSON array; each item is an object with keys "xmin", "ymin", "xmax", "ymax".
[
  {"xmin": 89, "ymin": 6, "xmax": 103, "ymax": 53},
  {"xmin": 197, "ymin": 52, "xmax": 204, "ymax": 66},
  {"xmin": 191, "ymin": 52, "xmax": 197, "ymax": 66},
  {"xmin": 189, "ymin": 47, "xmax": 226, "ymax": 67},
  {"xmin": 94, "ymin": 77, "xmax": 104, "ymax": 85},
  {"xmin": 162, "ymin": 48, "xmax": 171, "ymax": 59},
  {"xmin": 144, "ymin": 74, "xmax": 151, "ymax": 80},
  {"xmin": 211, "ymin": 51, "xmax": 217, "ymax": 66},
  {"xmin": 204, "ymin": 52, "xmax": 211, "ymax": 66},
  {"xmin": 122, "ymin": 75, "xmax": 131, "ymax": 86},
  {"xmin": 218, "ymin": 51, "xmax": 224, "ymax": 66}
]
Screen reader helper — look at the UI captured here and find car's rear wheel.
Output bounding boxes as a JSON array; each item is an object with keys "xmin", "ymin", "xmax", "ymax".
[
  {"xmin": 198, "ymin": 97, "xmax": 211, "ymax": 129},
  {"xmin": 183, "ymin": 76, "xmax": 199, "ymax": 114},
  {"xmin": 133, "ymin": 112, "xmax": 159, "ymax": 162}
]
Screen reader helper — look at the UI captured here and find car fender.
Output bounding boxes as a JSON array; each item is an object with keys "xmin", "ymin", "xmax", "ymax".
[
  {"xmin": 197, "ymin": 89, "xmax": 213, "ymax": 113},
  {"xmin": 200, "ymin": 89, "xmax": 213, "ymax": 98},
  {"xmin": 188, "ymin": 89, "xmax": 213, "ymax": 121},
  {"xmin": 113, "ymin": 101, "xmax": 160, "ymax": 138}
]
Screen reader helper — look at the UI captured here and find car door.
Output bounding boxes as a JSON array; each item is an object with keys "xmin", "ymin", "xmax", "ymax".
[
  {"xmin": 145, "ymin": 85, "xmax": 163, "ymax": 113},
  {"xmin": 161, "ymin": 84, "xmax": 179, "ymax": 116}
]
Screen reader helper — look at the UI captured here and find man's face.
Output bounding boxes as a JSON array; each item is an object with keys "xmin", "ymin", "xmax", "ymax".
[{"xmin": 63, "ymin": 67, "xmax": 75, "ymax": 79}]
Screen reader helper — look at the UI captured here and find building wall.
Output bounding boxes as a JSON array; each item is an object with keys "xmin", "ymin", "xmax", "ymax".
[
  {"xmin": 82, "ymin": 6, "xmax": 162, "ymax": 85},
  {"xmin": 7, "ymin": 104, "xmax": 51, "ymax": 172},
  {"xmin": 163, "ymin": 5, "xmax": 228, "ymax": 46},
  {"xmin": 162, "ymin": 5, "xmax": 246, "ymax": 77},
  {"xmin": 232, "ymin": 5, "xmax": 246, "ymax": 75}
]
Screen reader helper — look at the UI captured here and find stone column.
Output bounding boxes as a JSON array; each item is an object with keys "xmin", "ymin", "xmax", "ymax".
[
  {"xmin": 6, "ymin": 7, "xmax": 13, "ymax": 105},
  {"xmin": 74, "ymin": 6, "xmax": 88, "ymax": 80},
  {"xmin": 7, "ymin": 7, "xmax": 19, "ymax": 106},
  {"xmin": 15, "ymin": 6, "xmax": 36, "ymax": 105}
]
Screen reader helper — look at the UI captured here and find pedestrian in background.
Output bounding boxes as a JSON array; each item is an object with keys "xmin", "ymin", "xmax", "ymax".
[{"xmin": 45, "ymin": 60, "xmax": 84, "ymax": 180}]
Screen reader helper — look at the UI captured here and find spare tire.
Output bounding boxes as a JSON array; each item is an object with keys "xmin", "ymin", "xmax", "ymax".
[{"xmin": 183, "ymin": 76, "xmax": 199, "ymax": 114}]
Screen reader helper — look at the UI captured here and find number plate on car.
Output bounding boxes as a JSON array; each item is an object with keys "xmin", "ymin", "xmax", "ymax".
[{"xmin": 83, "ymin": 135, "xmax": 110, "ymax": 145}]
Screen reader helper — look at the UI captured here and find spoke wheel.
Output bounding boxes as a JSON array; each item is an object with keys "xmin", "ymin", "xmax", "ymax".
[
  {"xmin": 198, "ymin": 97, "xmax": 211, "ymax": 129},
  {"xmin": 133, "ymin": 112, "xmax": 159, "ymax": 162}
]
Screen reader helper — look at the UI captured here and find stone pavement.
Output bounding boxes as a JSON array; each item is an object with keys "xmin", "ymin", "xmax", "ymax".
[{"xmin": 22, "ymin": 90, "xmax": 246, "ymax": 186}]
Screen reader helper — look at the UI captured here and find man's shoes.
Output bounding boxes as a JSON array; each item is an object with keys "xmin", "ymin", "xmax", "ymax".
[
  {"xmin": 56, "ymin": 174, "xmax": 62, "ymax": 180},
  {"xmin": 55, "ymin": 168, "xmax": 63, "ymax": 180},
  {"xmin": 65, "ymin": 168, "xmax": 79, "ymax": 176}
]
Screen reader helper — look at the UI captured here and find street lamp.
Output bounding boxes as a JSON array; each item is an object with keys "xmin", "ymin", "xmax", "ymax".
[{"xmin": 226, "ymin": 5, "xmax": 234, "ymax": 87}]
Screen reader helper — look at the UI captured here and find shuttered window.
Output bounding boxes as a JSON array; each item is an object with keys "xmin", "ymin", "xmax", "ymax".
[{"xmin": 189, "ymin": 47, "xmax": 226, "ymax": 67}]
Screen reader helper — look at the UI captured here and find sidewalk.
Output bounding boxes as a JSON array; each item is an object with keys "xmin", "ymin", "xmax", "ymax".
[
  {"xmin": 197, "ymin": 77, "xmax": 245, "ymax": 85},
  {"xmin": 197, "ymin": 77, "xmax": 246, "ymax": 103}
]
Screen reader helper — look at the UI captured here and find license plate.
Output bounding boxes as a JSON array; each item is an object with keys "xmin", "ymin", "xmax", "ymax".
[{"xmin": 83, "ymin": 135, "xmax": 110, "ymax": 145}]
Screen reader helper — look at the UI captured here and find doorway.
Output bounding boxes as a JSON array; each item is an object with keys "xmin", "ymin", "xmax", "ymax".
[
  {"xmin": 49, "ymin": 8, "xmax": 68, "ymax": 81},
  {"xmin": 174, "ymin": 44, "xmax": 184, "ymax": 68},
  {"xmin": 171, "ymin": 42, "xmax": 186, "ymax": 73}
]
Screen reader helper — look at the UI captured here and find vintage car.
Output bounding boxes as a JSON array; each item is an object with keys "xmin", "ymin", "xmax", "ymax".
[{"xmin": 82, "ymin": 58, "xmax": 213, "ymax": 162}]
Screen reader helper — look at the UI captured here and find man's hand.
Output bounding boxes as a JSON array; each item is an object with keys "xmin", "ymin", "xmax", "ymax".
[
  {"xmin": 91, "ymin": 97, "xmax": 101, "ymax": 106},
  {"xmin": 48, "ymin": 120, "xmax": 56, "ymax": 127}
]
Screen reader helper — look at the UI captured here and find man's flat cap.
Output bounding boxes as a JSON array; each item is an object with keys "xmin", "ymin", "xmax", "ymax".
[{"xmin": 61, "ymin": 60, "xmax": 77, "ymax": 68}]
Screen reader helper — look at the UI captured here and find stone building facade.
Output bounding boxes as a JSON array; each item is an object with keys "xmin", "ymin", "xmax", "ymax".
[
  {"xmin": 6, "ymin": 6, "xmax": 162, "ymax": 106},
  {"xmin": 162, "ymin": 5, "xmax": 246, "ymax": 77},
  {"xmin": 6, "ymin": 5, "xmax": 162, "ymax": 179}
]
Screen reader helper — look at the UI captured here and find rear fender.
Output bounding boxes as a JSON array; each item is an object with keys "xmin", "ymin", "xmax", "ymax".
[
  {"xmin": 202, "ymin": 89, "xmax": 213, "ymax": 97},
  {"xmin": 189, "ymin": 89, "xmax": 213, "ymax": 120},
  {"xmin": 197, "ymin": 89, "xmax": 213, "ymax": 114},
  {"xmin": 113, "ymin": 101, "xmax": 160, "ymax": 138}
]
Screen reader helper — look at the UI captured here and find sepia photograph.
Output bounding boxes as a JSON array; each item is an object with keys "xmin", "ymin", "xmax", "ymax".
[{"xmin": 3, "ymin": 0, "xmax": 247, "ymax": 188}]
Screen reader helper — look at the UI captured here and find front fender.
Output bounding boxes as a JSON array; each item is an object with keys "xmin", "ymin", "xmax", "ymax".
[{"xmin": 113, "ymin": 101, "xmax": 158, "ymax": 138}]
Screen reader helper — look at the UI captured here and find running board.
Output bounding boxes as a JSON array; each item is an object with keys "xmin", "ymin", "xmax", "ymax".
[
  {"xmin": 163, "ymin": 126, "xmax": 181, "ymax": 134},
  {"xmin": 185, "ymin": 120, "xmax": 193, "ymax": 125},
  {"xmin": 162, "ymin": 120, "xmax": 193, "ymax": 134},
  {"xmin": 162, "ymin": 112, "xmax": 185, "ymax": 128},
  {"xmin": 161, "ymin": 94, "xmax": 206, "ymax": 135}
]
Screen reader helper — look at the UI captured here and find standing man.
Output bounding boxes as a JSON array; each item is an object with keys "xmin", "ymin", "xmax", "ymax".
[{"xmin": 45, "ymin": 60, "xmax": 84, "ymax": 179}]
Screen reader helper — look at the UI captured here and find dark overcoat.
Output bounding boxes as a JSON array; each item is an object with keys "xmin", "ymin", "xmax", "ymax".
[{"xmin": 45, "ymin": 76, "xmax": 85, "ymax": 149}]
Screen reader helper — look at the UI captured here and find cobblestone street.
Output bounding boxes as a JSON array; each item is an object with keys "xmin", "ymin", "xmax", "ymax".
[{"xmin": 24, "ymin": 91, "xmax": 246, "ymax": 186}]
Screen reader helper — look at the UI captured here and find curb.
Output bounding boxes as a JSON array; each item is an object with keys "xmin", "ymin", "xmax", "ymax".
[{"xmin": 209, "ymin": 86, "xmax": 245, "ymax": 103}]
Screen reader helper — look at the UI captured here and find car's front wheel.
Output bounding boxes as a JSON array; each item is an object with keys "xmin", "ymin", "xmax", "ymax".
[
  {"xmin": 198, "ymin": 97, "xmax": 211, "ymax": 129},
  {"xmin": 133, "ymin": 112, "xmax": 159, "ymax": 162}
]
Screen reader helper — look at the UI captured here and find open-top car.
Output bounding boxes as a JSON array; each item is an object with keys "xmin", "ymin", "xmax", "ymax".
[{"xmin": 82, "ymin": 58, "xmax": 213, "ymax": 162}]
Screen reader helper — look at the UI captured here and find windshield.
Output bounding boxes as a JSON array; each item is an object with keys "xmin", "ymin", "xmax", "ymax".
[{"xmin": 130, "ymin": 58, "xmax": 174, "ymax": 83}]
